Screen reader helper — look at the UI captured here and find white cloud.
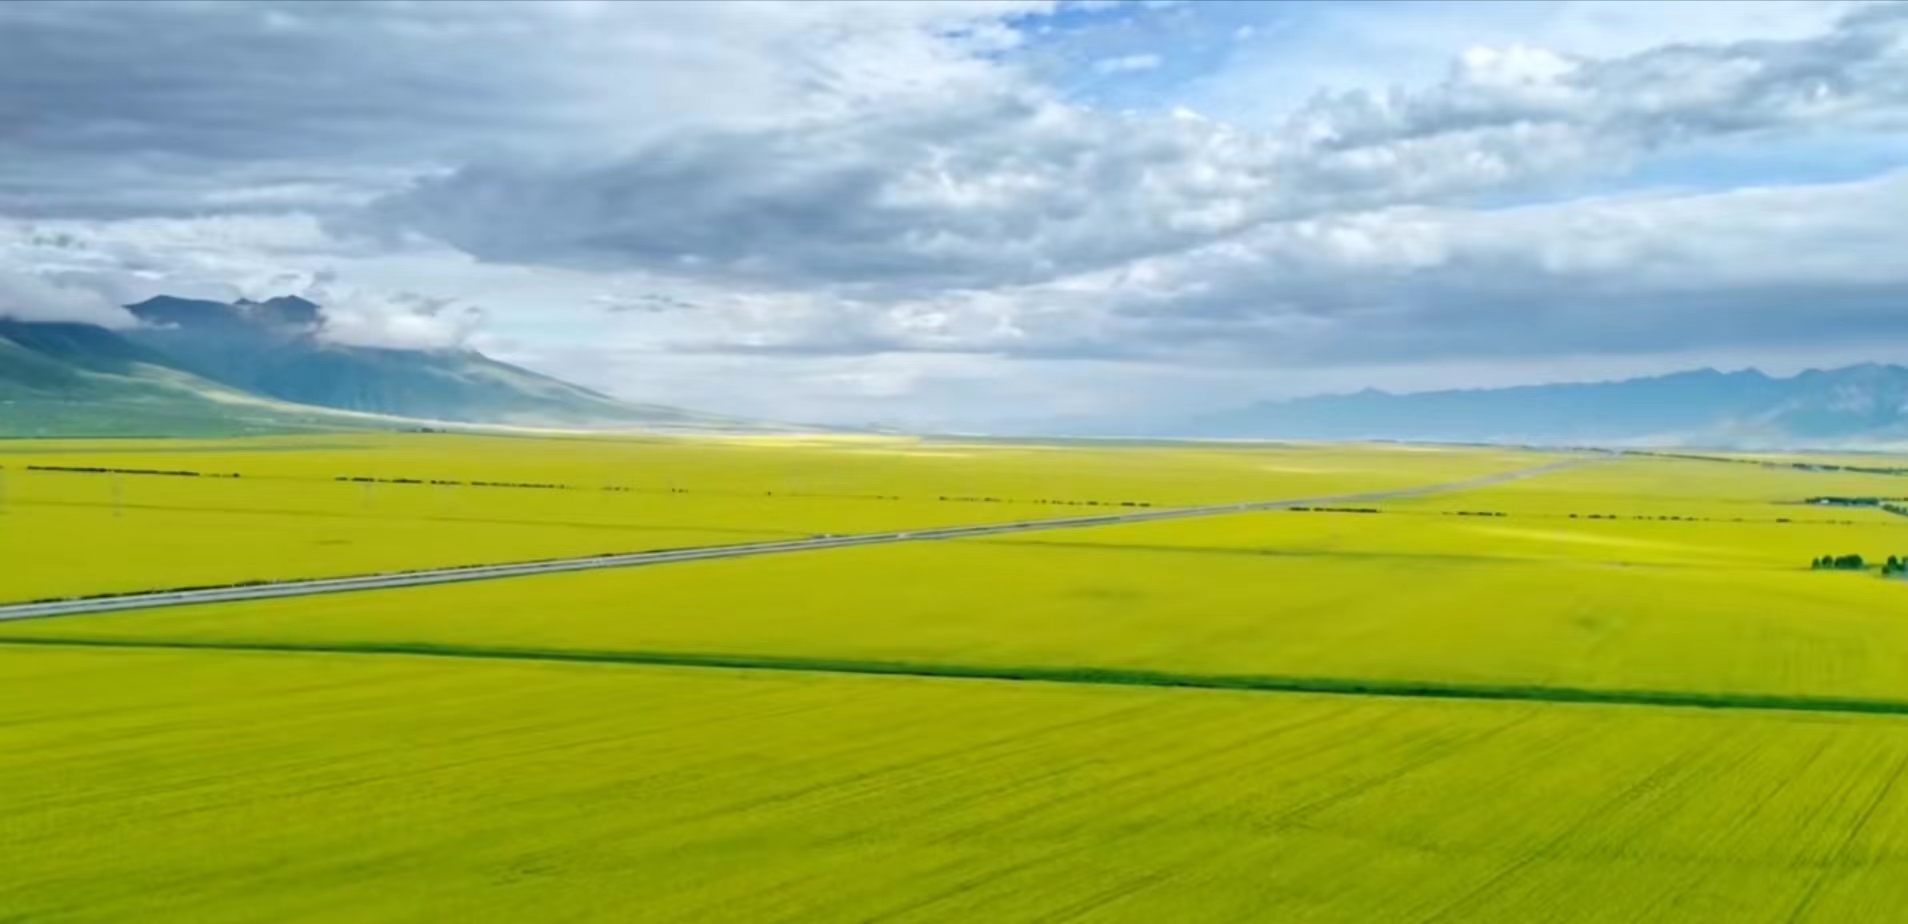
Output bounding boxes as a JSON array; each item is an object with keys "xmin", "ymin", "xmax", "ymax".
[
  {"xmin": 0, "ymin": 0, "xmax": 1062, "ymax": 219},
  {"xmin": 1186, "ymin": 0, "xmax": 1874, "ymax": 123},
  {"xmin": 0, "ymin": 269, "xmax": 135, "ymax": 327},
  {"xmin": 363, "ymin": 92, "xmax": 1292, "ymax": 290},
  {"xmin": 368, "ymin": 4, "xmax": 1908, "ymax": 301},
  {"xmin": 312, "ymin": 287, "xmax": 486, "ymax": 351},
  {"xmin": 711, "ymin": 168, "xmax": 1908, "ymax": 368},
  {"xmin": 1093, "ymin": 52, "xmax": 1163, "ymax": 73}
]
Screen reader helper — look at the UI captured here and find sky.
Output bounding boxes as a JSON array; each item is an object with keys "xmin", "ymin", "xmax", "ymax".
[{"xmin": 3, "ymin": 0, "xmax": 1908, "ymax": 432}]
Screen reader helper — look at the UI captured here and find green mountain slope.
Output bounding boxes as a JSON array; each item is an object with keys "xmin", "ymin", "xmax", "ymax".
[
  {"xmin": 2, "ymin": 295, "xmax": 760, "ymax": 436},
  {"xmin": 122, "ymin": 296, "xmax": 737, "ymax": 428},
  {"xmin": 0, "ymin": 321, "xmax": 373, "ymax": 437}
]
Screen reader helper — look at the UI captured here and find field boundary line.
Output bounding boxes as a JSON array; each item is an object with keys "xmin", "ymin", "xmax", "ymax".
[
  {"xmin": 4, "ymin": 634, "xmax": 1904, "ymax": 719},
  {"xmin": 0, "ymin": 457, "xmax": 1592, "ymax": 622}
]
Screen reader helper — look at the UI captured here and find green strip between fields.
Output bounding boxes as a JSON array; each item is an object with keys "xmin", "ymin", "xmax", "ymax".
[{"xmin": 3, "ymin": 635, "xmax": 1906, "ymax": 719}]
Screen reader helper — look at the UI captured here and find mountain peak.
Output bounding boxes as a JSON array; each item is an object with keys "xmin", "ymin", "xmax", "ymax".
[
  {"xmin": 132, "ymin": 294, "xmax": 320, "ymax": 333},
  {"xmin": 248, "ymin": 295, "xmax": 322, "ymax": 329},
  {"xmin": 126, "ymin": 295, "xmax": 245, "ymax": 331}
]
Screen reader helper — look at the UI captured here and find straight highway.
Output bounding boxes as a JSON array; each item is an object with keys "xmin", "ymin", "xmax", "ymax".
[{"xmin": 0, "ymin": 457, "xmax": 1590, "ymax": 622}]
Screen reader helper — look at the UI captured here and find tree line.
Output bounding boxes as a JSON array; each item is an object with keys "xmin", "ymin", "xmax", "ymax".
[{"xmin": 1813, "ymin": 554, "xmax": 1908, "ymax": 576}]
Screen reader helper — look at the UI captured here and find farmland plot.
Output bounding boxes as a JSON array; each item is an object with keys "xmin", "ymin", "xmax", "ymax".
[
  {"xmin": 7, "ymin": 438, "xmax": 1908, "ymax": 922},
  {"xmin": 6, "ymin": 645, "xmax": 1908, "ymax": 924},
  {"xmin": 0, "ymin": 434, "xmax": 1564, "ymax": 602}
]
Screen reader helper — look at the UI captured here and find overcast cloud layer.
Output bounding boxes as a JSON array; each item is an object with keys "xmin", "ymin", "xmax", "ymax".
[{"xmin": 3, "ymin": 0, "xmax": 1906, "ymax": 430}]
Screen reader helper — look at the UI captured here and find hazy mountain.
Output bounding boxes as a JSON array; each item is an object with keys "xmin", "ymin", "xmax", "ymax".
[
  {"xmin": 120, "ymin": 296, "xmax": 738, "ymax": 428},
  {"xmin": 1192, "ymin": 364, "xmax": 1908, "ymax": 447},
  {"xmin": 0, "ymin": 295, "xmax": 753, "ymax": 436},
  {"xmin": 0, "ymin": 319, "xmax": 386, "ymax": 437}
]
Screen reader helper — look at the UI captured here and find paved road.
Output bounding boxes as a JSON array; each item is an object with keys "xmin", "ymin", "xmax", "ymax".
[{"xmin": 0, "ymin": 457, "xmax": 1590, "ymax": 623}]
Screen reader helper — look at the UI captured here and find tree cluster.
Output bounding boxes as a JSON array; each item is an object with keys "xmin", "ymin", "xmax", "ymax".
[{"xmin": 1811, "ymin": 554, "xmax": 1908, "ymax": 573}]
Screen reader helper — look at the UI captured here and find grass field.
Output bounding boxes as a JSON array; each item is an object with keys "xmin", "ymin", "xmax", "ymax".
[{"xmin": 5, "ymin": 434, "xmax": 1908, "ymax": 922}]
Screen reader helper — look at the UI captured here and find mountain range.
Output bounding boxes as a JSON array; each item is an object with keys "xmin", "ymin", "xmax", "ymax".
[
  {"xmin": 0, "ymin": 295, "xmax": 742, "ymax": 437},
  {"xmin": 1190, "ymin": 364, "xmax": 1908, "ymax": 447},
  {"xmin": 8, "ymin": 293, "xmax": 1908, "ymax": 446}
]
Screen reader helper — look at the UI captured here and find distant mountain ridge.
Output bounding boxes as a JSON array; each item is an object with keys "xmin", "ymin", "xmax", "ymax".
[
  {"xmin": 0, "ymin": 317, "xmax": 380, "ymax": 437},
  {"xmin": 0, "ymin": 294, "xmax": 749, "ymax": 436},
  {"xmin": 1192, "ymin": 364, "xmax": 1908, "ymax": 447},
  {"xmin": 121, "ymin": 295, "xmax": 723, "ymax": 427}
]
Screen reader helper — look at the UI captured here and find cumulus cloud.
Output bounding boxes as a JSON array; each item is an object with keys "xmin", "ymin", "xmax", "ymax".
[
  {"xmin": 1288, "ymin": 3, "xmax": 1908, "ymax": 150},
  {"xmin": 0, "ymin": 269, "xmax": 135, "ymax": 327},
  {"xmin": 1098, "ymin": 169, "xmax": 1908, "ymax": 365},
  {"xmin": 692, "ymin": 168, "xmax": 1908, "ymax": 367},
  {"xmin": 311, "ymin": 288, "xmax": 486, "ymax": 351},
  {"xmin": 364, "ymin": 93, "xmax": 1289, "ymax": 291},
  {"xmin": 367, "ymin": 4, "xmax": 1908, "ymax": 297},
  {"xmin": 0, "ymin": 0, "xmax": 1061, "ymax": 219}
]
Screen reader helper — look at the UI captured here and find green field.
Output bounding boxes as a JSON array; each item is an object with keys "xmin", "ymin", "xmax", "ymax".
[
  {"xmin": 5, "ymin": 434, "xmax": 1908, "ymax": 922},
  {"xmin": 0, "ymin": 433, "xmax": 1549, "ymax": 602}
]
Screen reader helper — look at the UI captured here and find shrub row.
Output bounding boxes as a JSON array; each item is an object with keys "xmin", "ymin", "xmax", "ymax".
[
  {"xmin": 334, "ymin": 475, "xmax": 569, "ymax": 490},
  {"xmin": 935, "ymin": 495, "xmax": 1153, "ymax": 508},
  {"xmin": 24, "ymin": 464, "xmax": 240, "ymax": 478},
  {"xmin": 328, "ymin": 474, "xmax": 1155, "ymax": 509}
]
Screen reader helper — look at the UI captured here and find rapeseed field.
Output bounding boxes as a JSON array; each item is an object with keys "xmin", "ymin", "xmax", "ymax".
[
  {"xmin": 20, "ymin": 521, "xmax": 1907, "ymax": 702},
  {"xmin": 0, "ymin": 433, "xmax": 1555, "ymax": 601},
  {"xmin": 5, "ymin": 434, "xmax": 1908, "ymax": 922},
  {"xmin": 1375, "ymin": 453, "xmax": 1908, "ymax": 519},
  {"xmin": 6, "ymin": 645, "xmax": 1908, "ymax": 923}
]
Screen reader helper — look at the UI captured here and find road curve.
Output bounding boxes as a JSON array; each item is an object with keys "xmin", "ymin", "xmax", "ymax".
[{"xmin": 0, "ymin": 457, "xmax": 1589, "ymax": 623}]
